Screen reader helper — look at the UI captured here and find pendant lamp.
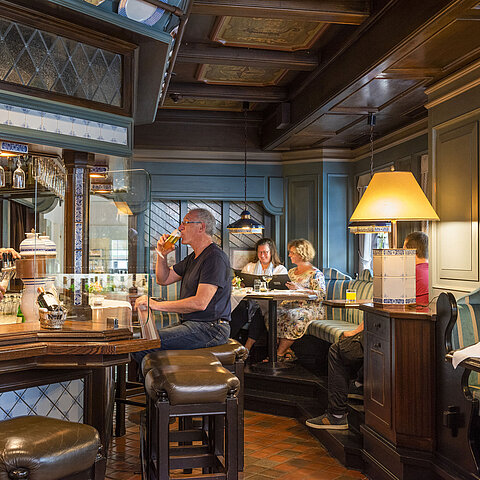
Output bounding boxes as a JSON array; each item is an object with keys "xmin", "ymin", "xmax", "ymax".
[
  {"xmin": 348, "ymin": 114, "xmax": 391, "ymax": 236},
  {"xmin": 227, "ymin": 102, "xmax": 264, "ymax": 234}
]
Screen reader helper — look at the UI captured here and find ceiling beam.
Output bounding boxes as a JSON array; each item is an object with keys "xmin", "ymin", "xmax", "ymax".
[
  {"xmin": 167, "ymin": 82, "xmax": 288, "ymax": 102},
  {"xmin": 261, "ymin": 0, "xmax": 480, "ymax": 149},
  {"xmin": 191, "ymin": 0, "xmax": 369, "ymax": 25},
  {"xmin": 177, "ymin": 43, "xmax": 319, "ymax": 71}
]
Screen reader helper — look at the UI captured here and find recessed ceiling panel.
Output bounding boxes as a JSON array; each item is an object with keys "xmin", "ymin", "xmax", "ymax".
[
  {"xmin": 212, "ymin": 16, "xmax": 327, "ymax": 51},
  {"xmin": 334, "ymin": 78, "xmax": 419, "ymax": 110},
  {"xmin": 302, "ymin": 113, "xmax": 363, "ymax": 135},
  {"xmin": 390, "ymin": 19, "xmax": 480, "ymax": 72},
  {"xmin": 197, "ymin": 64, "xmax": 286, "ymax": 86}
]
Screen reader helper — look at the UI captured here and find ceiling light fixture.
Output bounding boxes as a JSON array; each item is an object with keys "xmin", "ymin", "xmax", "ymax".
[
  {"xmin": 349, "ymin": 114, "xmax": 391, "ymax": 236},
  {"xmin": 227, "ymin": 102, "xmax": 264, "ymax": 234}
]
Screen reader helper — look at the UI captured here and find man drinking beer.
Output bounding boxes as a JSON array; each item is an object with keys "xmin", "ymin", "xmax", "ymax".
[{"xmin": 133, "ymin": 208, "xmax": 231, "ymax": 366}]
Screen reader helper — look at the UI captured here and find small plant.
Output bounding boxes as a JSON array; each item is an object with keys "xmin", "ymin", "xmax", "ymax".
[
  {"xmin": 86, "ymin": 281, "xmax": 103, "ymax": 294},
  {"xmin": 232, "ymin": 276, "xmax": 243, "ymax": 289}
]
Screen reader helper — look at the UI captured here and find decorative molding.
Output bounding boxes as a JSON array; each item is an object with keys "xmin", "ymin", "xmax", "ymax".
[
  {"xmin": 425, "ymin": 77, "xmax": 480, "ymax": 109},
  {"xmin": 425, "ymin": 58, "xmax": 480, "ymax": 95},
  {"xmin": 133, "ymin": 148, "xmax": 282, "ymax": 164},
  {"xmin": 352, "ymin": 118, "xmax": 428, "ymax": 161},
  {"xmin": 425, "ymin": 58, "xmax": 480, "ymax": 109},
  {"xmin": 281, "ymin": 148, "xmax": 353, "ymax": 164},
  {"xmin": 0, "ymin": 102, "xmax": 128, "ymax": 146},
  {"xmin": 135, "ymin": 116, "xmax": 428, "ymax": 166}
]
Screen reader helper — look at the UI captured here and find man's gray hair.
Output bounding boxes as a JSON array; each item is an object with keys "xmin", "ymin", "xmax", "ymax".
[{"xmin": 189, "ymin": 208, "xmax": 216, "ymax": 236}]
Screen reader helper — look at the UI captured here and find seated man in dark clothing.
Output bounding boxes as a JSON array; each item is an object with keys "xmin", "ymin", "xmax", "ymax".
[
  {"xmin": 132, "ymin": 208, "xmax": 231, "ymax": 366},
  {"xmin": 306, "ymin": 231, "xmax": 429, "ymax": 430}
]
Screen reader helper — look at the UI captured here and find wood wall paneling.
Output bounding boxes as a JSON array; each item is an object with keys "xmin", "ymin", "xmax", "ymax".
[
  {"xmin": 325, "ymin": 174, "xmax": 350, "ymax": 273},
  {"xmin": 435, "ymin": 120, "xmax": 478, "ymax": 284},
  {"xmin": 287, "ymin": 176, "xmax": 318, "ymax": 264}
]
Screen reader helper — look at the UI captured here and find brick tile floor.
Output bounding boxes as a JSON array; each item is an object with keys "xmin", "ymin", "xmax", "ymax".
[{"xmin": 106, "ymin": 402, "xmax": 367, "ymax": 480}]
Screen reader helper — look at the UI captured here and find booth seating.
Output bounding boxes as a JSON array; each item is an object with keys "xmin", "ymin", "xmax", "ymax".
[
  {"xmin": 436, "ymin": 289, "xmax": 480, "ymax": 478},
  {"xmin": 144, "ymin": 351, "xmax": 240, "ymax": 480},
  {"xmin": 306, "ymin": 268, "xmax": 373, "ymax": 343},
  {"xmin": 0, "ymin": 415, "xmax": 102, "ymax": 480}
]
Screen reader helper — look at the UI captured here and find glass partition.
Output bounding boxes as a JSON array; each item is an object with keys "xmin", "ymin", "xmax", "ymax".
[{"xmin": 1, "ymin": 162, "xmax": 153, "ymax": 330}]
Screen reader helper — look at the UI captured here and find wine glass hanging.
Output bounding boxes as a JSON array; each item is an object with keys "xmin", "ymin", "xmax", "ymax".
[
  {"xmin": 32, "ymin": 155, "xmax": 66, "ymax": 199},
  {"xmin": 12, "ymin": 158, "xmax": 25, "ymax": 189}
]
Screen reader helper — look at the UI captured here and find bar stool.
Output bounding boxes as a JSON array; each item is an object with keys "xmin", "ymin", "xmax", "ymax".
[
  {"xmin": 145, "ymin": 358, "xmax": 240, "ymax": 480},
  {"xmin": 0, "ymin": 415, "xmax": 102, "ymax": 480},
  {"xmin": 114, "ymin": 339, "xmax": 247, "ymax": 439},
  {"xmin": 142, "ymin": 339, "xmax": 248, "ymax": 471}
]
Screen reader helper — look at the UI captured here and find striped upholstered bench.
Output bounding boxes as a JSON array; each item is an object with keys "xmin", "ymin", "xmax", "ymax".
[
  {"xmin": 449, "ymin": 288, "xmax": 480, "ymax": 397},
  {"xmin": 154, "ymin": 282, "xmax": 181, "ymax": 328},
  {"xmin": 306, "ymin": 269, "xmax": 373, "ymax": 343}
]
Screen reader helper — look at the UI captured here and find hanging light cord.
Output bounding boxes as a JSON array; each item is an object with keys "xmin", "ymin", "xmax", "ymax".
[
  {"xmin": 243, "ymin": 105, "xmax": 248, "ymax": 211},
  {"xmin": 368, "ymin": 113, "xmax": 376, "ymax": 178}
]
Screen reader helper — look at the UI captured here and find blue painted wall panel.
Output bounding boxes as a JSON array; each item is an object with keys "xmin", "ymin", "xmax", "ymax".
[{"xmin": 326, "ymin": 174, "xmax": 350, "ymax": 273}]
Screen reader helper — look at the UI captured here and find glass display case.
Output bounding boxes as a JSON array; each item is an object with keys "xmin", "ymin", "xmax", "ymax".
[{"xmin": 0, "ymin": 160, "xmax": 154, "ymax": 329}]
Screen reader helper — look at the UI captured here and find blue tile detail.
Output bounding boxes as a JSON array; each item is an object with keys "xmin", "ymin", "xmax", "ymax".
[{"xmin": 75, "ymin": 196, "xmax": 83, "ymax": 223}]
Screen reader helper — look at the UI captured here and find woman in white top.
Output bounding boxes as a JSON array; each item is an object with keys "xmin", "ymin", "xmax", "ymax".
[
  {"xmin": 241, "ymin": 238, "xmax": 287, "ymax": 276},
  {"xmin": 230, "ymin": 238, "xmax": 287, "ymax": 340}
]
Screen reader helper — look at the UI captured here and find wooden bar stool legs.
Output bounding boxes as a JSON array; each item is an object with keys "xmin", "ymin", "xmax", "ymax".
[{"xmin": 145, "ymin": 360, "xmax": 240, "ymax": 480}]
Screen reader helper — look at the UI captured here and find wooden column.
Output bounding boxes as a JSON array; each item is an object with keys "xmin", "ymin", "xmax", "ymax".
[{"xmin": 63, "ymin": 150, "xmax": 93, "ymax": 316}]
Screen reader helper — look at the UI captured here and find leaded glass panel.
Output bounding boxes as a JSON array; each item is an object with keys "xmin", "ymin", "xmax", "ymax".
[{"xmin": 0, "ymin": 20, "xmax": 122, "ymax": 107}]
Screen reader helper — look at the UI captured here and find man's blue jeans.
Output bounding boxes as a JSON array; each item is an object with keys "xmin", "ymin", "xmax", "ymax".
[{"xmin": 131, "ymin": 320, "xmax": 231, "ymax": 369}]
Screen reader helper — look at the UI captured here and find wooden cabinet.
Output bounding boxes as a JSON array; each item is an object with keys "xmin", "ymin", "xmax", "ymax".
[
  {"xmin": 361, "ymin": 304, "xmax": 437, "ymax": 480},
  {"xmin": 364, "ymin": 312, "xmax": 392, "ymax": 441}
]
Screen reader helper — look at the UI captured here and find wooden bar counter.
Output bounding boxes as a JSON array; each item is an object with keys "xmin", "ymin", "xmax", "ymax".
[{"xmin": 0, "ymin": 317, "xmax": 160, "ymax": 477}]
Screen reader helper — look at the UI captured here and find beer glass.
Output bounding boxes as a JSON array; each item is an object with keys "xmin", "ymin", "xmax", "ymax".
[
  {"xmin": 164, "ymin": 228, "xmax": 181, "ymax": 250},
  {"xmin": 346, "ymin": 289, "xmax": 356, "ymax": 303}
]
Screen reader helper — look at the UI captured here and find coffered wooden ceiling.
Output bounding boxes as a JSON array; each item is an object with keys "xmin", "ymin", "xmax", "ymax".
[{"xmin": 144, "ymin": 0, "xmax": 480, "ymax": 153}]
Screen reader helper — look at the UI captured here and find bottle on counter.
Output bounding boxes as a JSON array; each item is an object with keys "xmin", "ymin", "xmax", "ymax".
[
  {"xmin": 17, "ymin": 305, "xmax": 25, "ymax": 323},
  {"xmin": 37, "ymin": 286, "xmax": 59, "ymax": 311}
]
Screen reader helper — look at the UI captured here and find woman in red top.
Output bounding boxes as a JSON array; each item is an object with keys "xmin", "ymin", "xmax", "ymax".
[{"xmin": 403, "ymin": 231, "xmax": 429, "ymax": 305}]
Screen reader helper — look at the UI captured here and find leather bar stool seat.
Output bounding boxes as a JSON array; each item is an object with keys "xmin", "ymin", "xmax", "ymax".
[
  {"xmin": 142, "ymin": 350, "xmax": 221, "ymax": 378},
  {"xmin": 145, "ymin": 361, "xmax": 240, "ymax": 480},
  {"xmin": 0, "ymin": 415, "xmax": 101, "ymax": 480},
  {"xmin": 195, "ymin": 339, "xmax": 248, "ymax": 367},
  {"xmin": 146, "ymin": 363, "xmax": 240, "ymax": 406}
]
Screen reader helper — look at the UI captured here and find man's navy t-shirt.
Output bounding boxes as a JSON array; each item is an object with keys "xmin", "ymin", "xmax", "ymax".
[{"xmin": 173, "ymin": 243, "xmax": 232, "ymax": 322}]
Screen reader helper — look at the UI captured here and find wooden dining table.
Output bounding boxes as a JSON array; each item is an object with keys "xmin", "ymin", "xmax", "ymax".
[
  {"xmin": 232, "ymin": 289, "xmax": 318, "ymax": 373},
  {"xmin": 322, "ymin": 298, "xmax": 371, "ymax": 308}
]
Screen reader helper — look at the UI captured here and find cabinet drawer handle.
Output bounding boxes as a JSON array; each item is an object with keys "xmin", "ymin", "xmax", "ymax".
[
  {"xmin": 373, "ymin": 342, "xmax": 382, "ymax": 349},
  {"xmin": 373, "ymin": 323, "xmax": 381, "ymax": 329}
]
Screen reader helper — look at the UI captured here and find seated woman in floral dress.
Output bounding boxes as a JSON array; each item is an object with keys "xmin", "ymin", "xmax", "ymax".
[{"xmin": 276, "ymin": 239, "xmax": 325, "ymax": 360}]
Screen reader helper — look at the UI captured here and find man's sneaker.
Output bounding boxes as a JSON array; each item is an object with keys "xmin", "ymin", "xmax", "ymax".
[
  {"xmin": 305, "ymin": 412, "xmax": 348, "ymax": 430},
  {"xmin": 348, "ymin": 381, "xmax": 364, "ymax": 401}
]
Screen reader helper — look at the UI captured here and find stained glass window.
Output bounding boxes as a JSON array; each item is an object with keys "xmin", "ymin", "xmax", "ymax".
[{"xmin": 0, "ymin": 19, "xmax": 122, "ymax": 106}]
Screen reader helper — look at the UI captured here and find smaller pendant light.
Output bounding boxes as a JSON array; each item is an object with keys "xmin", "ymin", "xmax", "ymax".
[{"xmin": 227, "ymin": 102, "xmax": 264, "ymax": 234}]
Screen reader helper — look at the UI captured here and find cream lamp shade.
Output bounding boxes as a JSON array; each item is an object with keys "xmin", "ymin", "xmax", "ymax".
[
  {"xmin": 350, "ymin": 172, "xmax": 439, "ymax": 222},
  {"xmin": 350, "ymin": 171, "xmax": 439, "ymax": 307},
  {"xmin": 350, "ymin": 171, "xmax": 439, "ymax": 248}
]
